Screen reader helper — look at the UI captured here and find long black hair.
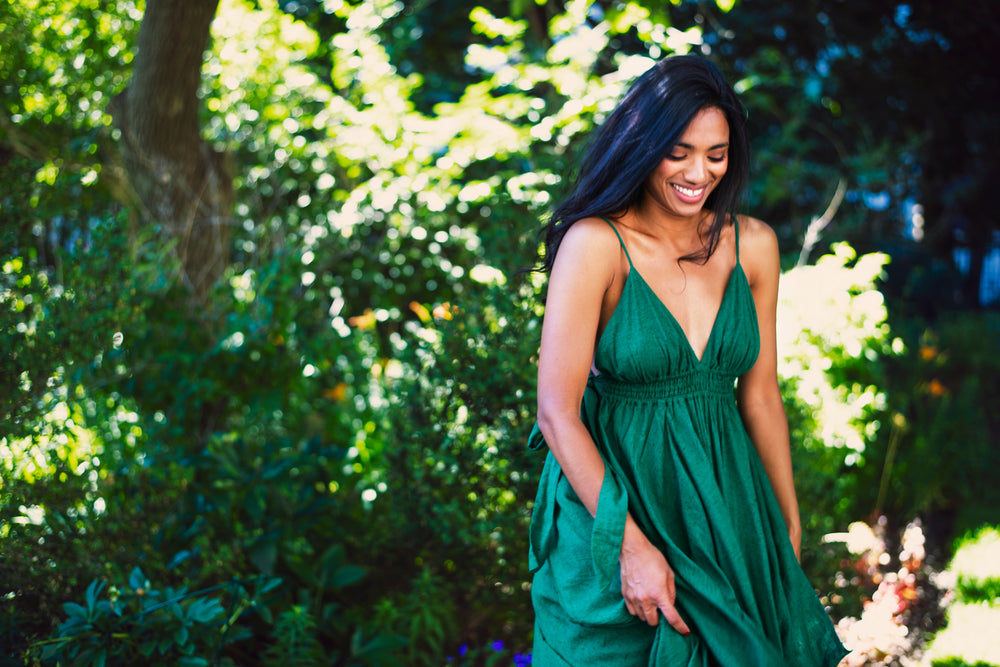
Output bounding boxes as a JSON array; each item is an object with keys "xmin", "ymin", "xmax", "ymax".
[{"xmin": 537, "ymin": 54, "xmax": 749, "ymax": 272}]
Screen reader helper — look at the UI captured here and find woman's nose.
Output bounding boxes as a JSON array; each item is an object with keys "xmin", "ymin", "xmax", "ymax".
[{"xmin": 683, "ymin": 158, "xmax": 707, "ymax": 182}]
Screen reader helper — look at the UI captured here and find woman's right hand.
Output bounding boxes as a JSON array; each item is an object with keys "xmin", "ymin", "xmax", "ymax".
[{"xmin": 619, "ymin": 519, "xmax": 690, "ymax": 635}]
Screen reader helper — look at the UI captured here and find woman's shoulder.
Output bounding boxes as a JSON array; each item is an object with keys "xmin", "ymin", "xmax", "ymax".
[
  {"xmin": 735, "ymin": 214, "xmax": 778, "ymax": 254},
  {"xmin": 734, "ymin": 215, "xmax": 779, "ymax": 281},
  {"xmin": 735, "ymin": 214, "xmax": 776, "ymax": 243},
  {"xmin": 545, "ymin": 216, "xmax": 626, "ymax": 306},
  {"xmin": 558, "ymin": 215, "xmax": 625, "ymax": 260},
  {"xmin": 549, "ymin": 216, "xmax": 625, "ymax": 287}
]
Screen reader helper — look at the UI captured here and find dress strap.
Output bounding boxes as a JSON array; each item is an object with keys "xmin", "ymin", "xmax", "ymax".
[
  {"xmin": 733, "ymin": 216, "xmax": 741, "ymax": 265},
  {"xmin": 600, "ymin": 216, "xmax": 634, "ymax": 268}
]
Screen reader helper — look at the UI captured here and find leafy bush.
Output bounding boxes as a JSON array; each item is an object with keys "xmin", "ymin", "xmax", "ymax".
[
  {"xmin": 923, "ymin": 526, "xmax": 1000, "ymax": 667},
  {"xmin": 775, "ymin": 243, "xmax": 901, "ymax": 580},
  {"xmin": 875, "ymin": 313, "xmax": 1000, "ymax": 535},
  {"xmin": 358, "ymin": 278, "xmax": 541, "ymax": 662},
  {"xmin": 30, "ymin": 568, "xmax": 274, "ymax": 667}
]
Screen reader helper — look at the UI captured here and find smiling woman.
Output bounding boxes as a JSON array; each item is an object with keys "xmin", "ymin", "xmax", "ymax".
[
  {"xmin": 526, "ymin": 55, "xmax": 849, "ymax": 666},
  {"xmin": 642, "ymin": 106, "xmax": 729, "ymax": 234}
]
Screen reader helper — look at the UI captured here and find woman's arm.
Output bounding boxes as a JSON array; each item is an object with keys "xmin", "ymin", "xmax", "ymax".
[
  {"xmin": 735, "ymin": 217, "xmax": 802, "ymax": 559},
  {"xmin": 536, "ymin": 218, "xmax": 614, "ymax": 517},
  {"xmin": 537, "ymin": 218, "xmax": 689, "ymax": 633}
]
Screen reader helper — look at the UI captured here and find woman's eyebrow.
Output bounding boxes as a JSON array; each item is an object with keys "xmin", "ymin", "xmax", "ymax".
[{"xmin": 674, "ymin": 141, "xmax": 730, "ymax": 150}]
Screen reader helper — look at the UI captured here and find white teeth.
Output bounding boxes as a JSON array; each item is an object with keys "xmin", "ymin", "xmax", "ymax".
[{"xmin": 672, "ymin": 184, "xmax": 704, "ymax": 197}]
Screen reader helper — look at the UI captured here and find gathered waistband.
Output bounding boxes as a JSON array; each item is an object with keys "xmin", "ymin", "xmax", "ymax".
[{"xmin": 590, "ymin": 370, "xmax": 736, "ymax": 401}]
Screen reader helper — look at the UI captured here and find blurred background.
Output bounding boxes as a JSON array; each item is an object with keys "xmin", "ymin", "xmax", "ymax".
[{"xmin": 2, "ymin": 0, "xmax": 998, "ymax": 665}]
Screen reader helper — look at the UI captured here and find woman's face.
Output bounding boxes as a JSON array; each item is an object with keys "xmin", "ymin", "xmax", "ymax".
[{"xmin": 644, "ymin": 106, "xmax": 730, "ymax": 220}]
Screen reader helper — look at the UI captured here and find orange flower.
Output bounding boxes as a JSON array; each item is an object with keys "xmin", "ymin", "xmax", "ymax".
[
  {"xmin": 347, "ymin": 309, "xmax": 376, "ymax": 329},
  {"xmin": 432, "ymin": 302, "xmax": 455, "ymax": 320},
  {"xmin": 919, "ymin": 346, "xmax": 937, "ymax": 360},
  {"xmin": 409, "ymin": 301, "xmax": 432, "ymax": 323},
  {"xmin": 927, "ymin": 379, "xmax": 947, "ymax": 396},
  {"xmin": 322, "ymin": 383, "xmax": 348, "ymax": 401}
]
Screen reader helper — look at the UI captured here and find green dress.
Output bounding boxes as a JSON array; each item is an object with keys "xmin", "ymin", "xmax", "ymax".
[{"xmin": 528, "ymin": 218, "xmax": 848, "ymax": 666}]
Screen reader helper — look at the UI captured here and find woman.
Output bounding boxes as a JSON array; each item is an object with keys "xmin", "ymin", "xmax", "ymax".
[{"xmin": 527, "ymin": 55, "xmax": 848, "ymax": 665}]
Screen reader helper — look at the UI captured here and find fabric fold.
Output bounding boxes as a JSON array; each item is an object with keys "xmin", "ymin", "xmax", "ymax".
[
  {"xmin": 590, "ymin": 461, "xmax": 628, "ymax": 589},
  {"xmin": 525, "ymin": 422, "xmax": 628, "ymax": 591},
  {"xmin": 528, "ymin": 378, "xmax": 630, "ymax": 589},
  {"xmin": 528, "ymin": 445, "xmax": 558, "ymax": 574}
]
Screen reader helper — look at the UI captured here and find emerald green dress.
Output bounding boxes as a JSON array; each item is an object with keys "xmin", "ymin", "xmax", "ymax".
[{"xmin": 528, "ymin": 218, "xmax": 848, "ymax": 666}]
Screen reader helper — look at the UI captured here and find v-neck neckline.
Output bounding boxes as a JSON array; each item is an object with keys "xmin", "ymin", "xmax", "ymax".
[
  {"xmin": 627, "ymin": 263, "xmax": 741, "ymax": 365},
  {"xmin": 594, "ymin": 215, "xmax": 745, "ymax": 367}
]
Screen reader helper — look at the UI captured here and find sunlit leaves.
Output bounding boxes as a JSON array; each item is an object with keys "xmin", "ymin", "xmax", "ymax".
[
  {"xmin": 605, "ymin": 2, "xmax": 651, "ymax": 34},
  {"xmin": 778, "ymin": 243, "xmax": 896, "ymax": 458},
  {"xmin": 469, "ymin": 6, "xmax": 524, "ymax": 41},
  {"xmin": 2, "ymin": 0, "xmax": 138, "ymax": 131}
]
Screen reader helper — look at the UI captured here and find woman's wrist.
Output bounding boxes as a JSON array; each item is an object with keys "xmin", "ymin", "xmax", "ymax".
[{"xmin": 621, "ymin": 515, "xmax": 649, "ymax": 556}]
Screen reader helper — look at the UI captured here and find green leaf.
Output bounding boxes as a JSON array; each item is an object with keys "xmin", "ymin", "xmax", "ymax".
[
  {"xmin": 129, "ymin": 567, "xmax": 148, "ymax": 591},
  {"xmin": 187, "ymin": 597, "xmax": 224, "ymax": 624},
  {"xmin": 248, "ymin": 537, "xmax": 278, "ymax": 575},
  {"xmin": 178, "ymin": 658, "xmax": 209, "ymax": 667},
  {"xmin": 256, "ymin": 576, "xmax": 283, "ymax": 596},
  {"xmin": 350, "ymin": 629, "xmax": 407, "ymax": 661},
  {"xmin": 84, "ymin": 579, "xmax": 105, "ymax": 612},
  {"xmin": 331, "ymin": 565, "xmax": 366, "ymax": 588},
  {"xmin": 63, "ymin": 602, "xmax": 89, "ymax": 621}
]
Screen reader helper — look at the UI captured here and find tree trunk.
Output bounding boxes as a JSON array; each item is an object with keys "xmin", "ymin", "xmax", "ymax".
[{"xmin": 110, "ymin": 0, "xmax": 231, "ymax": 298}]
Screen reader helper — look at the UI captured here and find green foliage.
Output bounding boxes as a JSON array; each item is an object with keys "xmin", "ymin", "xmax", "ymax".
[
  {"xmin": 924, "ymin": 526, "xmax": 1000, "ymax": 667},
  {"xmin": 0, "ymin": 0, "xmax": 139, "ymax": 447},
  {"xmin": 3, "ymin": 0, "xmax": 999, "ymax": 665},
  {"xmin": 356, "ymin": 277, "xmax": 541, "ymax": 660},
  {"xmin": 948, "ymin": 527, "xmax": 1000, "ymax": 604},
  {"xmin": 263, "ymin": 605, "xmax": 325, "ymax": 667},
  {"xmin": 775, "ymin": 243, "xmax": 900, "ymax": 560},
  {"xmin": 31, "ymin": 567, "xmax": 275, "ymax": 666},
  {"xmin": 873, "ymin": 313, "xmax": 1000, "ymax": 534}
]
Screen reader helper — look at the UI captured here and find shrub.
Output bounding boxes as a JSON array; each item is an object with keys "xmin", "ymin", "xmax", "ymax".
[
  {"xmin": 30, "ymin": 567, "xmax": 276, "ymax": 666},
  {"xmin": 923, "ymin": 526, "xmax": 1000, "ymax": 667}
]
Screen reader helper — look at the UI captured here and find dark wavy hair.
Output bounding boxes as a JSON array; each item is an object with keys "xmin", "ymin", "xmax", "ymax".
[{"xmin": 537, "ymin": 54, "xmax": 749, "ymax": 273}]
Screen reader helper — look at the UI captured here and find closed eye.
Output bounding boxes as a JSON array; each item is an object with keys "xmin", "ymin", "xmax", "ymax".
[{"xmin": 666, "ymin": 153, "xmax": 727, "ymax": 162}]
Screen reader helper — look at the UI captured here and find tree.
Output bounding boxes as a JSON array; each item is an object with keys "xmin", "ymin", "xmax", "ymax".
[{"xmin": 108, "ymin": 0, "xmax": 233, "ymax": 298}]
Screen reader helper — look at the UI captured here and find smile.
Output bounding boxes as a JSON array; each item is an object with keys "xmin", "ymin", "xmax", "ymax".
[{"xmin": 671, "ymin": 184, "xmax": 705, "ymax": 198}]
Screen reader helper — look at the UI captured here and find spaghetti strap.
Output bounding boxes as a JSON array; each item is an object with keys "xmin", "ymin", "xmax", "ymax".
[
  {"xmin": 600, "ymin": 216, "xmax": 634, "ymax": 268},
  {"xmin": 733, "ymin": 216, "xmax": 741, "ymax": 264}
]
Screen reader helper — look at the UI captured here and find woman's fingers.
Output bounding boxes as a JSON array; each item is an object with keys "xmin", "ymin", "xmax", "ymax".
[
  {"xmin": 657, "ymin": 599, "xmax": 690, "ymax": 635},
  {"xmin": 619, "ymin": 531, "xmax": 689, "ymax": 633},
  {"xmin": 622, "ymin": 585, "xmax": 690, "ymax": 632},
  {"xmin": 657, "ymin": 572, "xmax": 688, "ymax": 632},
  {"xmin": 624, "ymin": 598, "xmax": 637, "ymax": 618}
]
